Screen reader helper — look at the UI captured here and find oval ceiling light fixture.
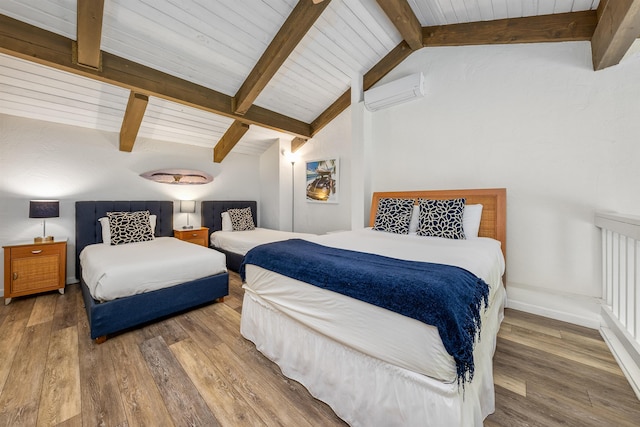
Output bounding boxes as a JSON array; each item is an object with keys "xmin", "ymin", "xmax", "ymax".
[{"xmin": 140, "ymin": 168, "xmax": 213, "ymax": 185}]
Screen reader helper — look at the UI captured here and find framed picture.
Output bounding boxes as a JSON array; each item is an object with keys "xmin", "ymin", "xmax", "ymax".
[{"xmin": 305, "ymin": 158, "xmax": 339, "ymax": 203}]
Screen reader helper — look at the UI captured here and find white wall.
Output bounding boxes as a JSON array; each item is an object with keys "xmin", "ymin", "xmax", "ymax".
[
  {"xmin": 366, "ymin": 41, "xmax": 640, "ymax": 327},
  {"xmin": 292, "ymin": 108, "xmax": 353, "ymax": 235},
  {"xmin": 259, "ymin": 139, "xmax": 282, "ymax": 230},
  {"xmin": 0, "ymin": 114, "xmax": 260, "ymax": 288}
]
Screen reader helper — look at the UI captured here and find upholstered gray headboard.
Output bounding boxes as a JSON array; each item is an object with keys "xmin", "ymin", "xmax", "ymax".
[
  {"xmin": 75, "ymin": 201, "xmax": 174, "ymax": 279},
  {"xmin": 201, "ymin": 201, "xmax": 257, "ymax": 232}
]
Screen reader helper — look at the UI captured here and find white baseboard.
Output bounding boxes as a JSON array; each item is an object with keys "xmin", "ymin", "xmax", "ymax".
[
  {"xmin": 600, "ymin": 326, "xmax": 640, "ymax": 400},
  {"xmin": 505, "ymin": 283, "xmax": 602, "ymax": 329}
]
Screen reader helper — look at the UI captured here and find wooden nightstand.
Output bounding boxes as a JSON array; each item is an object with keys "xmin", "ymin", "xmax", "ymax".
[
  {"xmin": 174, "ymin": 227, "xmax": 209, "ymax": 247},
  {"xmin": 3, "ymin": 239, "xmax": 67, "ymax": 305}
]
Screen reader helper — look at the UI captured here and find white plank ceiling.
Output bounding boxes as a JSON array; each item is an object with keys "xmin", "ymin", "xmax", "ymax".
[{"xmin": 0, "ymin": 0, "xmax": 603, "ymax": 158}]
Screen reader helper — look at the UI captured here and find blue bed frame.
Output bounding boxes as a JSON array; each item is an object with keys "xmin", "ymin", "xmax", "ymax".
[
  {"xmin": 201, "ymin": 200, "xmax": 257, "ymax": 272},
  {"xmin": 75, "ymin": 201, "xmax": 229, "ymax": 342}
]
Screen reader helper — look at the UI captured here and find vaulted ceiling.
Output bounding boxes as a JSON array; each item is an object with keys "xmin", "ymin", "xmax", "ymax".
[{"xmin": 1, "ymin": 0, "xmax": 638, "ymax": 162}]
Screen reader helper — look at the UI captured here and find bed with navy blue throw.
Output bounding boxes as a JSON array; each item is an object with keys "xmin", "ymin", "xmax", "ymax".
[
  {"xmin": 240, "ymin": 188, "xmax": 507, "ymax": 427},
  {"xmin": 241, "ymin": 238, "xmax": 489, "ymax": 384}
]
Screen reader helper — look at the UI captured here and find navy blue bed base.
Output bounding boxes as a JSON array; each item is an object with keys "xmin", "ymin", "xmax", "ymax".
[
  {"xmin": 75, "ymin": 201, "xmax": 229, "ymax": 340},
  {"xmin": 80, "ymin": 273, "xmax": 228, "ymax": 339}
]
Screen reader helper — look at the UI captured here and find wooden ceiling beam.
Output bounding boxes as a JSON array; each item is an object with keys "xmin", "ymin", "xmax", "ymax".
[
  {"xmin": 423, "ymin": 11, "xmax": 597, "ymax": 46},
  {"xmin": 0, "ymin": 14, "xmax": 312, "ymax": 139},
  {"xmin": 591, "ymin": 0, "xmax": 640, "ymax": 71},
  {"xmin": 120, "ymin": 92, "xmax": 148, "ymax": 152},
  {"xmin": 213, "ymin": 121, "xmax": 250, "ymax": 163},
  {"xmin": 291, "ymin": 136, "xmax": 307, "ymax": 153},
  {"xmin": 75, "ymin": 0, "xmax": 104, "ymax": 70},
  {"xmin": 311, "ymin": 41, "xmax": 413, "ymax": 136},
  {"xmin": 233, "ymin": 0, "xmax": 330, "ymax": 116},
  {"xmin": 375, "ymin": 0, "xmax": 423, "ymax": 50}
]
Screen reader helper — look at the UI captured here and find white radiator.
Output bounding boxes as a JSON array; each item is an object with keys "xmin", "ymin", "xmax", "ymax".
[{"xmin": 595, "ymin": 212, "xmax": 640, "ymax": 399}]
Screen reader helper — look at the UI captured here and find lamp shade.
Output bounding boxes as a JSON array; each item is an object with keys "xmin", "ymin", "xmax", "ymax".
[
  {"xmin": 180, "ymin": 200, "xmax": 196, "ymax": 213},
  {"xmin": 29, "ymin": 200, "xmax": 59, "ymax": 218}
]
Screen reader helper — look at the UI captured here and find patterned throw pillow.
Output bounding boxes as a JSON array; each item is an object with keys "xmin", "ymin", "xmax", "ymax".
[
  {"xmin": 373, "ymin": 198, "xmax": 415, "ymax": 234},
  {"xmin": 417, "ymin": 198, "xmax": 466, "ymax": 239},
  {"xmin": 106, "ymin": 210, "xmax": 154, "ymax": 245},
  {"xmin": 228, "ymin": 207, "xmax": 255, "ymax": 231}
]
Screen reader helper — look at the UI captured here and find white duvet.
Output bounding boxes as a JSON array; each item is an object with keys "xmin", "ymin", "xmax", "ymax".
[
  {"xmin": 243, "ymin": 228, "xmax": 506, "ymax": 382},
  {"xmin": 210, "ymin": 227, "xmax": 317, "ymax": 255},
  {"xmin": 80, "ymin": 237, "xmax": 227, "ymax": 302}
]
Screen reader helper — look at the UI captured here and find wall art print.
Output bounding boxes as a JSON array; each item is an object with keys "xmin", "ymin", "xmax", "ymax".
[{"xmin": 305, "ymin": 158, "xmax": 339, "ymax": 203}]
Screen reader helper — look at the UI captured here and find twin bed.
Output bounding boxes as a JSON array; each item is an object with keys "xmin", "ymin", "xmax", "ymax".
[
  {"xmin": 201, "ymin": 200, "xmax": 315, "ymax": 271},
  {"xmin": 240, "ymin": 188, "xmax": 507, "ymax": 426},
  {"xmin": 75, "ymin": 201, "xmax": 228, "ymax": 342}
]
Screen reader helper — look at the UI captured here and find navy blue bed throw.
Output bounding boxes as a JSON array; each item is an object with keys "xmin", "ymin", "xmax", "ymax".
[{"xmin": 241, "ymin": 239, "xmax": 490, "ymax": 384}]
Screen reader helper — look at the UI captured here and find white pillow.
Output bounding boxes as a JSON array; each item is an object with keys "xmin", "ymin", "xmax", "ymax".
[
  {"xmin": 408, "ymin": 205, "xmax": 419, "ymax": 234},
  {"xmin": 221, "ymin": 211, "xmax": 233, "ymax": 231},
  {"xmin": 98, "ymin": 217, "xmax": 111, "ymax": 245},
  {"xmin": 408, "ymin": 204, "xmax": 483, "ymax": 238},
  {"xmin": 99, "ymin": 214, "xmax": 157, "ymax": 244},
  {"xmin": 462, "ymin": 204, "xmax": 483, "ymax": 239}
]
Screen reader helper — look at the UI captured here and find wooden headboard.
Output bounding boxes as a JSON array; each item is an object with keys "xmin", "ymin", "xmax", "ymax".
[{"xmin": 369, "ymin": 189, "xmax": 507, "ymax": 260}]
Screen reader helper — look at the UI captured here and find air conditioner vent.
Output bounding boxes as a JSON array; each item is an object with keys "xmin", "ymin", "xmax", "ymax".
[{"xmin": 364, "ymin": 72, "xmax": 424, "ymax": 112}]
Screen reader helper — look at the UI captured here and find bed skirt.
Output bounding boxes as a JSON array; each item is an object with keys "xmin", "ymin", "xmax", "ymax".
[{"xmin": 240, "ymin": 287, "xmax": 505, "ymax": 427}]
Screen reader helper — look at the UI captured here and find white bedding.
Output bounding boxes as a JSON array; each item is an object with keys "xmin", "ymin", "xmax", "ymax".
[
  {"xmin": 242, "ymin": 228, "xmax": 505, "ymax": 382},
  {"xmin": 210, "ymin": 227, "xmax": 316, "ymax": 255},
  {"xmin": 80, "ymin": 237, "xmax": 227, "ymax": 302}
]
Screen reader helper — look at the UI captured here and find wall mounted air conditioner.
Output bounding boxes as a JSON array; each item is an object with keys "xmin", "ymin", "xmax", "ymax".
[{"xmin": 364, "ymin": 72, "xmax": 424, "ymax": 112}]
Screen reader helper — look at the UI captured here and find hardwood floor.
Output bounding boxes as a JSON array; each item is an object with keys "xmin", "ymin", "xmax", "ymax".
[{"xmin": 0, "ymin": 272, "xmax": 638, "ymax": 426}]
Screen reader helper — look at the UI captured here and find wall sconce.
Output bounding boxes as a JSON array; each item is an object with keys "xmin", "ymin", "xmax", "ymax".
[
  {"xmin": 180, "ymin": 200, "xmax": 196, "ymax": 229},
  {"xmin": 29, "ymin": 200, "xmax": 59, "ymax": 243}
]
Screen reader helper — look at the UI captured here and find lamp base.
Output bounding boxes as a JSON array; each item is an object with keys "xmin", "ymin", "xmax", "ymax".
[
  {"xmin": 34, "ymin": 236, "xmax": 54, "ymax": 243},
  {"xmin": 182, "ymin": 225, "xmax": 194, "ymax": 229}
]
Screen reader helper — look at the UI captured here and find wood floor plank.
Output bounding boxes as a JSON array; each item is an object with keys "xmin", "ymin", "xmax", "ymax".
[
  {"xmin": 493, "ymin": 371, "xmax": 526, "ymax": 397},
  {"xmin": 108, "ymin": 331, "xmax": 175, "ymax": 427},
  {"xmin": 493, "ymin": 340, "xmax": 632, "ymax": 399},
  {"xmin": 27, "ymin": 293, "xmax": 58, "ymax": 327},
  {"xmin": 139, "ymin": 335, "xmax": 220, "ymax": 426},
  {"xmin": 498, "ymin": 325, "xmax": 624, "ymax": 376},
  {"xmin": 136, "ymin": 315, "xmax": 189, "ymax": 346},
  {"xmin": 525, "ymin": 376, "xmax": 639, "ymax": 427},
  {"xmin": 76, "ymin": 291, "xmax": 128, "ymax": 427},
  {"xmin": 51, "ymin": 284, "xmax": 79, "ymax": 332},
  {"xmin": 37, "ymin": 326, "xmax": 81, "ymax": 427},
  {"xmin": 0, "ymin": 298, "xmax": 35, "ymax": 396},
  {"xmin": 489, "ymin": 385, "xmax": 569, "ymax": 427},
  {"xmin": 170, "ymin": 338, "xmax": 267, "ymax": 426},
  {"xmin": 175, "ymin": 310, "xmax": 223, "ymax": 347},
  {"xmin": 0, "ymin": 321, "xmax": 53, "ymax": 426},
  {"xmin": 501, "ymin": 313, "xmax": 563, "ymax": 338},
  {"xmin": 53, "ymin": 413, "xmax": 82, "ymax": 427}
]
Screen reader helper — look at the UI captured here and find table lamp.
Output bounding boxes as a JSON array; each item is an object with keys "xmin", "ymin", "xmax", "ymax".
[
  {"xmin": 30, "ymin": 200, "xmax": 59, "ymax": 243},
  {"xmin": 180, "ymin": 200, "xmax": 196, "ymax": 229}
]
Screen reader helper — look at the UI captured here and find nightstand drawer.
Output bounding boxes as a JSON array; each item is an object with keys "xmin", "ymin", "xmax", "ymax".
[{"xmin": 174, "ymin": 227, "xmax": 209, "ymax": 247}]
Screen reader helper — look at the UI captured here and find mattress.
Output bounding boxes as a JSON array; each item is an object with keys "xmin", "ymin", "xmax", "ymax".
[
  {"xmin": 210, "ymin": 227, "xmax": 316, "ymax": 256},
  {"xmin": 242, "ymin": 228, "xmax": 505, "ymax": 382},
  {"xmin": 80, "ymin": 237, "xmax": 227, "ymax": 301}
]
